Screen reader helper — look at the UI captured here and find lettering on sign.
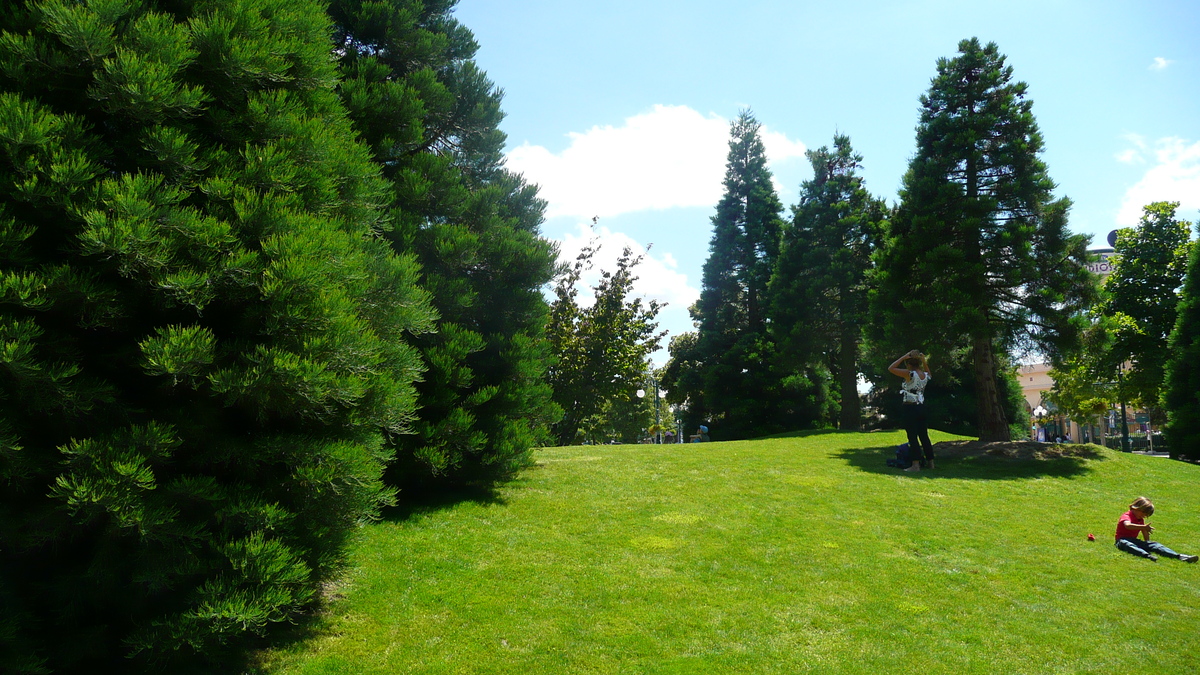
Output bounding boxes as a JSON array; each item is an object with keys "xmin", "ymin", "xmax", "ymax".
[{"xmin": 1086, "ymin": 249, "xmax": 1116, "ymax": 277}]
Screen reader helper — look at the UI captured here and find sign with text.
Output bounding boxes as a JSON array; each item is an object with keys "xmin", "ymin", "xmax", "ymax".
[{"xmin": 1086, "ymin": 248, "xmax": 1116, "ymax": 276}]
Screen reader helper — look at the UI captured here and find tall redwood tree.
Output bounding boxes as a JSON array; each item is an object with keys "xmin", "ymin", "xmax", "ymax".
[{"xmin": 872, "ymin": 38, "xmax": 1094, "ymax": 441}]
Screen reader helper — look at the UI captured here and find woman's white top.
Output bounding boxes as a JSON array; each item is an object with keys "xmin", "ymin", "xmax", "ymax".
[{"xmin": 901, "ymin": 371, "xmax": 930, "ymax": 404}]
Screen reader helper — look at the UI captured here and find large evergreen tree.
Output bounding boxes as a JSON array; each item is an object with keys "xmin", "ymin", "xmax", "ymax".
[
  {"xmin": 770, "ymin": 134, "xmax": 884, "ymax": 431},
  {"xmin": 1099, "ymin": 202, "xmax": 1193, "ymax": 414},
  {"xmin": 678, "ymin": 111, "xmax": 830, "ymax": 439},
  {"xmin": 328, "ymin": 0, "xmax": 560, "ymax": 486},
  {"xmin": 871, "ymin": 38, "xmax": 1094, "ymax": 441},
  {"xmin": 0, "ymin": 0, "xmax": 434, "ymax": 670},
  {"xmin": 1163, "ymin": 219, "xmax": 1200, "ymax": 459},
  {"xmin": 698, "ymin": 111, "xmax": 782, "ymax": 338}
]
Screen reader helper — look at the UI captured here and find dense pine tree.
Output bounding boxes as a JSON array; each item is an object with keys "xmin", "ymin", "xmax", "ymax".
[
  {"xmin": 0, "ymin": 0, "xmax": 433, "ymax": 670},
  {"xmin": 698, "ymin": 111, "xmax": 783, "ymax": 338},
  {"xmin": 871, "ymin": 38, "xmax": 1094, "ymax": 441},
  {"xmin": 1163, "ymin": 219, "xmax": 1200, "ymax": 458},
  {"xmin": 328, "ymin": 0, "xmax": 560, "ymax": 486},
  {"xmin": 770, "ymin": 134, "xmax": 884, "ymax": 431},
  {"xmin": 668, "ymin": 110, "xmax": 825, "ymax": 439}
]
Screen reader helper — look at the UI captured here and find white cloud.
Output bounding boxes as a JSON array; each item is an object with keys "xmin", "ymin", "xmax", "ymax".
[
  {"xmin": 555, "ymin": 222, "xmax": 700, "ymax": 313},
  {"xmin": 1115, "ymin": 133, "xmax": 1148, "ymax": 164},
  {"xmin": 1116, "ymin": 137, "xmax": 1200, "ymax": 226},
  {"xmin": 1149, "ymin": 57, "xmax": 1173, "ymax": 71},
  {"xmin": 760, "ymin": 128, "xmax": 809, "ymax": 164},
  {"xmin": 1114, "ymin": 148, "xmax": 1140, "ymax": 164},
  {"xmin": 506, "ymin": 105, "xmax": 806, "ymax": 219}
]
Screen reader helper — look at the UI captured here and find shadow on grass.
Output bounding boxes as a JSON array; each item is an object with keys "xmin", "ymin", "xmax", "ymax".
[
  {"xmin": 380, "ymin": 482, "xmax": 508, "ymax": 524},
  {"xmin": 231, "ymin": 485, "xmax": 509, "ymax": 673},
  {"xmin": 757, "ymin": 428, "xmax": 851, "ymax": 440},
  {"xmin": 835, "ymin": 443, "xmax": 1103, "ymax": 481}
]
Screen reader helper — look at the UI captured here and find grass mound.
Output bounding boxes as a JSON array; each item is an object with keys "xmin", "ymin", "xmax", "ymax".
[
  {"xmin": 252, "ymin": 430, "xmax": 1200, "ymax": 674},
  {"xmin": 933, "ymin": 439, "xmax": 1104, "ymax": 461}
]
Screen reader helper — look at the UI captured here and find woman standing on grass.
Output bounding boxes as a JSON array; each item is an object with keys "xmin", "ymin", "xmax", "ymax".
[{"xmin": 889, "ymin": 349, "xmax": 933, "ymax": 471}]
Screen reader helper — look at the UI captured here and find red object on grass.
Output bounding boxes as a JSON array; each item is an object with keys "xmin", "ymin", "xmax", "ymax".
[{"xmin": 1087, "ymin": 533, "xmax": 1096, "ymax": 541}]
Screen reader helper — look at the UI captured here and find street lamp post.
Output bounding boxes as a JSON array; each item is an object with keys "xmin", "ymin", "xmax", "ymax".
[
  {"xmin": 1033, "ymin": 405, "xmax": 1047, "ymax": 442},
  {"xmin": 1117, "ymin": 365, "xmax": 1131, "ymax": 453},
  {"xmin": 636, "ymin": 372, "xmax": 662, "ymax": 444}
]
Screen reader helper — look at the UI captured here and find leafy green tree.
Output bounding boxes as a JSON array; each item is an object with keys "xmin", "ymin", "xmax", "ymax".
[
  {"xmin": 700, "ymin": 111, "xmax": 783, "ymax": 336},
  {"xmin": 577, "ymin": 386, "xmax": 655, "ymax": 445},
  {"xmin": 1164, "ymin": 218, "xmax": 1200, "ymax": 458},
  {"xmin": 547, "ymin": 242, "xmax": 665, "ymax": 445},
  {"xmin": 871, "ymin": 38, "xmax": 1095, "ymax": 441},
  {"xmin": 1099, "ymin": 202, "xmax": 1193, "ymax": 414},
  {"xmin": 328, "ymin": 0, "xmax": 560, "ymax": 486},
  {"xmin": 660, "ymin": 330, "xmax": 705, "ymax": 433},
  {"xmin": 770, "ymin": 134, "xmax": 885, "ymax": 431},
  {"xmin": 0, "ymin": 0, "xmax": 434, "ymax": 670},
  {"xmin": 1047, "ymin": 351, "xmax": 1119, "ymax": 441}
]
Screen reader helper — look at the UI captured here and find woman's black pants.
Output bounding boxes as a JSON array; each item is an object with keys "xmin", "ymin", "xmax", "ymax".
[{"xmin": 902, "ymin": 403, "xmax": 934, "ymax": 466}]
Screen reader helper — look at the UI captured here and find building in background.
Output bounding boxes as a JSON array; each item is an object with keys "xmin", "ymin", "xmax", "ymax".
[{"xmin": 1017, "ymin": 242, "xmax": 1124, "ymax": 443}]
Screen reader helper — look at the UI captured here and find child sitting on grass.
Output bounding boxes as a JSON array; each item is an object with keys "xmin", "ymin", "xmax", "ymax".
[{"xmin": 1115, "ymin": 497, "xmax": 1199, "ymax": 563}]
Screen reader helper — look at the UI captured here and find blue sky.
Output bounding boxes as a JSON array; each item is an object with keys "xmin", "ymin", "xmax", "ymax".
[{"xmin": 455, "ymin": 0, "xmax": 1200, "ymax": 364}]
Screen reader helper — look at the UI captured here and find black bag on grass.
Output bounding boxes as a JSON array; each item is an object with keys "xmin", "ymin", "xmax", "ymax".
[{"xmin": 885, "ymin": 442, "xmax": 911, "ymax": 468}]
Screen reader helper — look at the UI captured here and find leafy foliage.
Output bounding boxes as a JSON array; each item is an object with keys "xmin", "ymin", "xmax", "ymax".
[
  {"xmin": 0, "ymin": 0, "xmax": 433, "ymax": 669},
  {"xmin": 1047, "ymin": 349, "xmax": 1119, "ymax": 433},
  {"xmin": 1098, "ymin": 202, "xmax": 1193, "ymax": 413},
  {"xmin": 1164, "ymin": 219, "xmax": 1200, "ymax": 459},
  {"xmin": 870, "ymin": 38, "xmax": 1095, "ymax": 441},
  {"xmin": 546, "ymin": 240, "xmax": 664, "ymax": 445}
]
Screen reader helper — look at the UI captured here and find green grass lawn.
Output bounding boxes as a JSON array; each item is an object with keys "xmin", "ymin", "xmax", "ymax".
[{"xmin": 252, "ymin": 431, "xmax": 1200, "ymax": 674}]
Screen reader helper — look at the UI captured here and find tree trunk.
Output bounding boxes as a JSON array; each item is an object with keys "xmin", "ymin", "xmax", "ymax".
[
  {"xmin": 838, "ymin": 326, "xmax": 861, "ymax": 431},
  {"xmin": 972, "ymin": 335, "xmax": 1011, "ymax": 441}
]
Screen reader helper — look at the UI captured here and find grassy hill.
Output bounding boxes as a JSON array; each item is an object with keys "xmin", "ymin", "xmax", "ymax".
[{"xmin": 252, "ymin": 430, "xmax": 1200, "ymax": 674}]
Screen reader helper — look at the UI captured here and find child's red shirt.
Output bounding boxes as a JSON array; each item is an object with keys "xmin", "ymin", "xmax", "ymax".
[{"xmin": 1115, "ymin": 510, "xmax": 1144, "ymax": 540}]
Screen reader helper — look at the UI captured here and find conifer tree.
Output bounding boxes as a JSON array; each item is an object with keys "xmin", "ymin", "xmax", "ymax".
[
  {"xmin": 675, "ymin": 110, "xmax": 821, "ymax": 439},
  {"xmin": 770, "ymin": 134, "xmax": 884, "ymax": 431},
  {"xmin": 1163, "ymin": 219, "xmax": 1200, "ymax": 458},
  {"xmin": 328, "ymin": 0, "xmax": 560, "ymax": 487},
  {"xmin": 0, "ymin": 0, "xmax": 432, "ymax": 669},
  {"xmin": 871, "ymin": 38, "xmax": 1094, "ymax": 441}
]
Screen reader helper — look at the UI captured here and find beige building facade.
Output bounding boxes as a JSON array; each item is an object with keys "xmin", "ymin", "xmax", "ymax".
[{"xmin": 1016, "ymin": 362, "xmax": 1085, "ymax": 441}]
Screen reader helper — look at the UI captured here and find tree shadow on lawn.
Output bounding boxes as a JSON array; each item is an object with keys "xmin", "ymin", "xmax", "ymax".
[
  {"xmin": 758, "ymin": 428, "xmax": 847, "ymax": 440},
  {"xmin": 380, "ymin": 482, "xmax": 508, "ymax": 524},
  {"xmin": 835, "ymin": 440, "xmax": 1106, "ymax": 481},
  {"xmin": 235, "ymin": 485, "xmax": 508, "ymax": 673}
]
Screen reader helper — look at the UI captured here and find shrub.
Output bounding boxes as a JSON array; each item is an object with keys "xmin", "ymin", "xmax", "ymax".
[{"xmin": 0, "ymin": 0, "xmax": 432, "ymax": 669}]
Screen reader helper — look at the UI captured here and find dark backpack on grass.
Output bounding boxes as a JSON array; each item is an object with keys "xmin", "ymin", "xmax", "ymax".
[{"xmin": 885, "ymin": 442, "xmax": 911, "ymax": 468}]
